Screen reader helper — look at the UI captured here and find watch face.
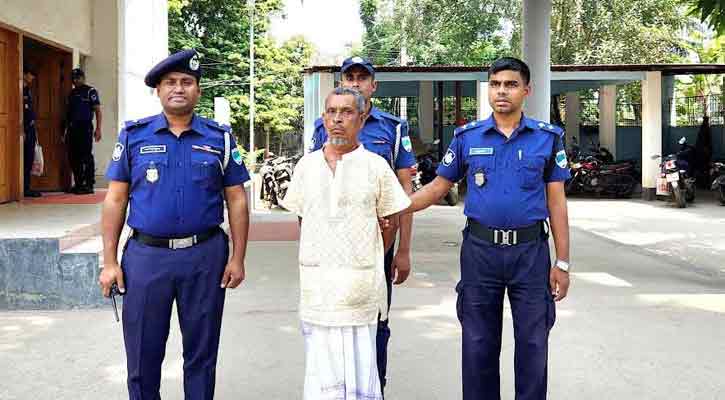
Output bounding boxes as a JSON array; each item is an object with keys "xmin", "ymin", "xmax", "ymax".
[{"xmin": 556, "ymin": 261, "xmax": 570, "ymax": 271}]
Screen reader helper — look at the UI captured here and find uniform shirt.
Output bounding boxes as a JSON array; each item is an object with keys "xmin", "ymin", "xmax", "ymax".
[
  {"xmin": 436, "ymin": 115, "xmax": 570, "ymax": 229},
  {"xmin": 310, "ymin": 106, "xmax": 416, "ymax": 171},
  {"xmin": 23, "ymin": 86, "xmax": 36, "ymax": 133},
  {"xmin": 281, "ymin": 145, "xmax": 411, "ymax": 326},
  {"xmin": 105, "ymin": 113, "xmax": 250, "ymax": 238},
  {"xmin": 67, "ymin": 84, "xmax": 100, "ymax": 122}
]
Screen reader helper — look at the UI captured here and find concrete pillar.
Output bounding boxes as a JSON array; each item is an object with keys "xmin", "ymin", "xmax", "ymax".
[
  {"xmin": 663, "ymin": 76, "xmax": 676, "ymax": 128},
  {"xmin": 303, "ymin": 71, "xmax": 334, "ymax": 152},
  {"xmin": 641, "ymin": 71, "xmax": 663, "ymax": 200},
  {"xmin": 599, "ymin": 85, "xmax": 617, "ymax": 160},
  {"xmin": 214, "ymin": 97, "xmax": 231, "ymax": 126},
  {"xmin": 564, "ymin": 92, "xmax": 580, "ymax": 148},
  {"xmin": 522, "ymin": 0, "xmax": 551, "ymax": 122},
  {"xmin": 419, "ymin": 81, "xmax": 434, "ymax": 143},
  {"xmin": 477, "ymin": 81, "xmax": 492, "ymax": 120}
]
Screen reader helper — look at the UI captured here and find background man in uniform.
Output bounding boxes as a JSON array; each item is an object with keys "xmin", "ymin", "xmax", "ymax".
[
  {"xmin": 64, "ymin": 68, "xmax": 102, "ymax": 194},
  {"xmin": 310, "ymin": 56, "xmax": 416, "ymax": 393},
  {"xmin": 99, "ymin": 49, "xmax": 251, "ymax": 400},
  {"xmin": 22, "ymin": 65, "xmax": 41, "ymax": 198},
  {"xmin": 406, "ymin": 57, "xmax": 571, "ymax": 400}
]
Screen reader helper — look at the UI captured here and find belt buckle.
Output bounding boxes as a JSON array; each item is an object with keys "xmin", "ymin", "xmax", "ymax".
[
  {"xmin": 494, "ymin": 229, "xmax": 517, "ymax": 246},
  {"xmin": 170, "ymin": 236, "xmax": 195, "ymax": 249}
]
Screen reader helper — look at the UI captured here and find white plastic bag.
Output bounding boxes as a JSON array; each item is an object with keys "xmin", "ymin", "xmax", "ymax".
[{"xmin": 31, "ymin": 143, "xmax": 44, "ymax": 176}]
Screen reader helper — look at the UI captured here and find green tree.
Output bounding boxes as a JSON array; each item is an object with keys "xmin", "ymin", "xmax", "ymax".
[
  {"xmin": 168, "ymin": 0, "xmax": 313, "ymax": 153},
  {"xmin": 685, "ymin": 0, "xmax": 725, "ymax": 36},
  {"xmin": 359, "ymin": 0, "xmax": 519, "ymax": 66}
]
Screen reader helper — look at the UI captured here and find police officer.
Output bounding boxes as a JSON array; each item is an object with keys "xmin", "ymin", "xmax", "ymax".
[
  {"xmin": 99, "ymin": 49, "xmax": 251, "ymax": 400},
  {"xmin": 22, "ymin": 65, "xmax": 41, "ymax": 198},
  {"xmin": 65, "ymin": 68, "xmax": 102, "ymax": 194},
  {"xmin": 310, "ymin": 56, "xmax": 416, "ymax": 393},
  {"xmin": 407, "ymin": 57, "xmax": 571, "ymax": 400}
]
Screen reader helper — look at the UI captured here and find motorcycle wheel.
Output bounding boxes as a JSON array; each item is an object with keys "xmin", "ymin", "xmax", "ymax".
[
  {"xmin": 445, "ymin": 186, "xmax": 459, "ymax": 206},
  {"xmin": 672, "ymin": 185, "xmax": 686, "ymax": 208}
]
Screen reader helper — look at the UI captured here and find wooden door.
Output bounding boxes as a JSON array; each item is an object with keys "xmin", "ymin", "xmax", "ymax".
[
  {"xmin": 25, "ymin": 43, "xmax": 71, "ymax": 191},
  {"xmin": 0, "ymin": 28, "xmax": 20, "ymax": 203}
]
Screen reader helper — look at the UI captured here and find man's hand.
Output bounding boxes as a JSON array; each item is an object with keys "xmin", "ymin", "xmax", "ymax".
[
  {"xmin": 94, "ymin": 128, "xmax": 102, "ymax": 142},
  {"xmin": 550, "ymin": 267, "xmax": 570, "ymax": 301},
  {"xmin": 220, "ymin": 259, "xmax": 245, "ymax": 289},
  {"xmin": 99, "ymin": 261, "xmax": 125, "ymax": 298},
  {"xmin": 378, "ymin": 217, "xmax": 391, "ymax": 231},
  {"xmin": 392, "ymin": 250, "xmax": 411, "ymax": 284}
]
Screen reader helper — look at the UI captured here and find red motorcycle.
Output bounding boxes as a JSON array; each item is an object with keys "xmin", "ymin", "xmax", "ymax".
[{"xmin": 566, "ymin": 156, "xmax": 636, "ymax": 198}]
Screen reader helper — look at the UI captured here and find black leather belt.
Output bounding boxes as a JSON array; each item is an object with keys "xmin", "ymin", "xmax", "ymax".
[
  {"xmin": 467, "ymin": 219, "xmax": 547, "ymax": 246},
  {"xmin": 132, "ymin": 226, "xmax": 222, "ymax": 249}
]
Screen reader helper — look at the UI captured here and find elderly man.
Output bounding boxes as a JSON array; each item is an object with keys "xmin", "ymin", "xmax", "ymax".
[{"xmin": 282, "ymin": 87, "xmax": 410, "ymax": 400}]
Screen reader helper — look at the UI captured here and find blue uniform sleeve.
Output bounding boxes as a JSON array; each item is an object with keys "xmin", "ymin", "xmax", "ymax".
[
  {"xmin": 224, "ymin": 135, "xmax": 251, "ymax": 187},
  {"xmin": 394, "ymin": 120, "xmax": 416, "ymax": 170},
  {"xmin": 89, "ymin": 87, "xmax": 100, "ymax": 106},
  {"xmin": 544, "ymin": 134, "xmax": 571, "ymax": 183},
  {"xmin": 105, "ymin": 129, "xmax": 131, "ymax": 182},
  {"xmin": 310, "ymin": 121, "xmax": 326, "ymax": 152},
  {"xmin": 435, "ymin": 136, "xmax": 465, "ymax": 183}
]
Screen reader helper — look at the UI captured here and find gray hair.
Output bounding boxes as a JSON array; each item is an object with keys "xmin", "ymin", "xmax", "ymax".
[{"xmin": 326, "ymin": 87, "xmax": 366, "ymax": 114}]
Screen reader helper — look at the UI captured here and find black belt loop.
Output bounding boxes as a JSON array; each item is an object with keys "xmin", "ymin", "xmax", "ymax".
[
  {"xmin": 467, "ymin": 219, "xmax": 545, "ymax": 246},
  {"xmin": 132, "ymin": 226, "xmax": 221, "ymax": 249}
]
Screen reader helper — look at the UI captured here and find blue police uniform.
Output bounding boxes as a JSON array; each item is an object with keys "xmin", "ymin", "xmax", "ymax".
[
  {"xmin": 67, "ymin": 71, "xmax": 101, "ymax": 191},
  {"xmin": 23, "ymin": 85, "xmax": 38, "ymax": 195},
  {"xmin": 106, "ymin": 50, "xmax": 250, "ymax": 400},
  {"xmin": 436, "ymin": 114, "xmax": 570, "ymax": 400},
  {"xmin": 311, "ymin": 105, "xmax": 416, "ymax": 390}
]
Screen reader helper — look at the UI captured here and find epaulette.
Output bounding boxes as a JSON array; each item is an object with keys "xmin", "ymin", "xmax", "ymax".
[
  {"xmin": 204, "ymin": 118, "xmax": 231, "ymax": 133},
  {"xmin": 534, "ymin": 120, "xmax": 564, "ymax": 137},
  {"xmin": 123, "ymin": 115, "xmax": 156, "ymax": 131},
  {"xmin": 454, "ymin": 120, "xmax": 485, "ymax": 137}
]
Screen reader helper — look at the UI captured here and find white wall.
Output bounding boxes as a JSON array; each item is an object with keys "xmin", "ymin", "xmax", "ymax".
[{"xmin": 0, "ymin": 0, "xmax": 92, "ymax": 53}]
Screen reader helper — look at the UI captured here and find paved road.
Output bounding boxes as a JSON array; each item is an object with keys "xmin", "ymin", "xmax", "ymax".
[{"xmin": 1, "ymin": 200, "xmax": 724, "ymax": 399}]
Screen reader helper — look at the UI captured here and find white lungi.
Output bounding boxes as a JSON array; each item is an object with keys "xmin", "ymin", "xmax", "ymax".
[{"xmin": 302, "ymin": 321, "xmax": 383, "ymax": 400}]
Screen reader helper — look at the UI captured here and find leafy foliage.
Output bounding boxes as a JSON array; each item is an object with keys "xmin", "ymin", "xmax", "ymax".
[{"xmin": 168, "ymin": 0, "xmax": 313, "ymax": 151}]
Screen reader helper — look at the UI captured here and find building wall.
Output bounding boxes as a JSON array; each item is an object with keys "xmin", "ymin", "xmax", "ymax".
[{"xmin": 0, "ymin": 0, "xmax": 92, "ymax": 53}]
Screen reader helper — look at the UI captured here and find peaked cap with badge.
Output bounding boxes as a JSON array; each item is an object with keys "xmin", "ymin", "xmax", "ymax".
[{"xmin": 144, "ymin": 49, "xmax": 202, "ymax": 88}]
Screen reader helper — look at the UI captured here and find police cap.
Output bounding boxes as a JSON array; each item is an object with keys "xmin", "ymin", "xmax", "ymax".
[
  {"xmin": 71, "ymin": 68, "xmax": 85, "ymax": 78},
  {"xmin": 340, "ymin": 56, "xmax": 375, "ymax": 77},
  {"xmin": 144, "ymin": 49, "xmax": 202, "ymax": 88}
]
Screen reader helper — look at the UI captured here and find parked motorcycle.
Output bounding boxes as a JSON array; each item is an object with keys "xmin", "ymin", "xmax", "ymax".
[
  {"xmin": 566, "ymin": 155, "xmax": 637, "ymax": 198},
  {"xmin": 260, "ymin": 154, "xmax": 300, "ymax": 208},
  {"xmin": 653, "ymin": 151, "xmax": 696, "ymax": 208},
  {"xmin": 710, "ymin": 161, "xmax": 725, "ymax": 205},
  {"xmin": 412, "ymin": 139, "xmax": 458, "ymax": 206}
]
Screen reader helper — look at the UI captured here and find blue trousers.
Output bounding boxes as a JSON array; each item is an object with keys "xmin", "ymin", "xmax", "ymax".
[
  {"xmin": 457, "ymin": 227, "xmax": 556, "ymax": 400},
  {"xmin": 121, "ymin": 231, "xmax": 229, "ymax": 400},
  {"xmin": 376, "ymin": 243, "xmax": 395, "ymax": 393}
]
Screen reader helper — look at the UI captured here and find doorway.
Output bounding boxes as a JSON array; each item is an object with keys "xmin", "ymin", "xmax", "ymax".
[
  {"xmin": 0, "ymin": 27, "xmax": 20, "ymax": 203},
  {"xmin": 23, "ymin": 37, "xmax": 72, "ymax": 192}
]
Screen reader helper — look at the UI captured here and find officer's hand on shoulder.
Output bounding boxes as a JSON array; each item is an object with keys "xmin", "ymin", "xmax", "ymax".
[{"xmin": 99, "ymin": 261, "xmax": 125, "ymax": 298}]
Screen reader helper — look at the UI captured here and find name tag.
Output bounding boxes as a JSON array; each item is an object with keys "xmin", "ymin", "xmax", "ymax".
[
  {"xmin": 192, "ymin": 144, "xmax": 222, "ymax": 155},
  {"xmin": 139, "ymin": 145, "xmax": 167, "ymax": 154},
  {"xmin": 469, "ymin": 147, "xmax": 493, "ymax": 156}
]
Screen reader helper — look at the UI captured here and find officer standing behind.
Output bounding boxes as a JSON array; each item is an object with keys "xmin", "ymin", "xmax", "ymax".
[
  {"xmin": 309, "ymin": 56, "xmax": 417, "ymax": 393},
  {"xmin": 65, "ymin": 68, "xmax": 102, "ymax": 194},
  {"xmin": 406, "ymin": 57, "xmax": 571, "ymax": 400},
  {"xmin": 22, "ymin": 65, "xmax": 41, "ymax": 198},
  {"xmin": 99, "ymin": 49, "xmax": 251, "ymax": 400}
]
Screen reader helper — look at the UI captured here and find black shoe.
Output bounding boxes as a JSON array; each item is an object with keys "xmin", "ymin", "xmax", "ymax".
[
  {"xmin": 24, "ymin": 191, "xmax": 42, "ymax": 198},
  {"xmin": 66, "ymin": 186, "xmax": 80, "ymax": 194},
  {"xmin": 76, "ymin": 186, "xmax": 94, "ymax": 195}
]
